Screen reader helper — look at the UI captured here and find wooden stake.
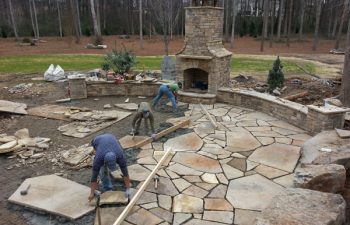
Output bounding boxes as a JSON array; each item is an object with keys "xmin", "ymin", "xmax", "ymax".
[
  {"xmin": 199, "ymin": 103, "xmax": 218, "ymax": 128},
  {"xmin": 112, "ymin": 148, "xmax": 173, "ymax": 225},
  {"xmin": 134, "ymin": 118, "xmax": 190, "ymax": 148}
]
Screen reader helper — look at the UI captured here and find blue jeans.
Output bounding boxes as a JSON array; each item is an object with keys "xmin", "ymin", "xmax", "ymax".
[
  {"xmin": 152, "ymin": 84, "xmax": 177, "ymax": 109},
  {"xmin": 98, "ymin": 152, "xmax": 118, "ymax": 192}
]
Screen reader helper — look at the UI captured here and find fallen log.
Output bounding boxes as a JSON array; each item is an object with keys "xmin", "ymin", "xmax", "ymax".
[{"xmin": 283, "ymin": 91, "xmax": 309, "ymax": 101}]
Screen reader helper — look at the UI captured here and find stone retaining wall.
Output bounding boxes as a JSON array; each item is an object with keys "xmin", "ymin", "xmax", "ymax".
[
  {"xmin": 70, "ymin": 79, "xmax": 349, "ymax": 135},
  {"xmin": 217, "ymin": 88, "xmax": 349, "ymax": 134}
]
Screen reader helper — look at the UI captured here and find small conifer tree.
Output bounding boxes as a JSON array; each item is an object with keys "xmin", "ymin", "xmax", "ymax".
[{"xmin": 267, "ymin": 56, "xmax": 284, "ymax": 91}]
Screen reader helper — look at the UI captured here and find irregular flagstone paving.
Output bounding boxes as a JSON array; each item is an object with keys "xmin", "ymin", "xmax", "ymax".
[{"xmin": 118, "ymin": 103, "xmax": 311, "ymax": 225}]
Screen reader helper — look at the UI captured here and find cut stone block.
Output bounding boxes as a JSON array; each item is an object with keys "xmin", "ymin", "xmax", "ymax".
[
  {"xmin": 272, "ymin": 127, "xmax": 298, "ymax": 136},
  {"xmin": 268, "ymin": 120, "xmax": 305, "ymax": 133},
  {"xmin": 62, "ymin": 144, "xmax": 94, "ymax": 166},
  {"xmin": 195, "ymin": 182, "xmax": 216, "ymax": 191},
  {"xmin": 183, "ymin": 219, "xmax": 227, "ymax": 225},
  {"xmin": 173, "ymin": 178, "xmax": 191, "ymax": 192},
  {"xmin": 222, "ymin": 164, "xmax": 244, "ymax": 179},
  {"xmin": 173, "ymin": 194, "xmax": 203, "ymax": 213},
  {"xmin": 204, "ymin": 198, "xmax": 233, "ymax": 211},
  {"xmin": 172, "ymin": 152, "xmax": 222, "ymax": 173},
  {"xmin": 256, "ymin": 137, "xmax": 274, "ymax": 146},
  {"xmin": 273, "ymin": 174, "xmax": 294, "ymax": 188},
  {"xmin": 174, "ymin": 213, "xmax": 192, "ymax": 225},
  {"xmin": 136, "ymin": 191, "xmax": 157, "ymax": 204},
  {"xmin": 167, "ymin": 163, "xmax": 203, "ymax": 176},
  {"xmin": 254, "ymin": 164, "xmax": 289, "ymax": 179},
  {"xmin": 158, "ymin": 195, "xmax": 172, "ymax": 211},
  {"xmin": 8, "ymin": 175, "xmax": 94, "ymax": 220},
  {"xmin": 226, "ymin": 174, "xmax": 284, "ymax": 211},
  {"xmin": 146, "ymin": 177, "xmax": 179, "ymax": 196},
  {"xmin": 255, "ymin": 188, "xmax": 346, "ymax": 225},
  {"xmin": 248, "ymin": 143, "xmax": 301, "ymax": 173},
  {"xmin": 201, "ymin": 173, "xmax": 219, "ymax": 184},
  {"xmin": 203, "ymin": 210, "xmax": 234, "ymax": 224},
  {"xmin": 100, "ymin": 191, "xmax": 128, "ymax": 205},
  {"xmin": 164, "ymin": 132, "xmax": 203, "ymax": 152},
  {"xmin": 335, "ymin": 128, "xmax": 350, "ymax": 138},
  {"xmin": 183, "ymin": 185, "xmax": 209, "ymax": 198},
  {"xmin": 208, "ymin": 108, "xmax": 228, "ymax": 117},
  {"xmin": 208, "ymin": 184, "xmax": 228, "ymax": 198},
  {"xmin": 228, "ymin": 157, "xmax": 247, "ymax": 172},
  {"xmin": 0, "ymin": 100, "xmax": 27, "ymax": 114},
  {"xmin": 150, "ymin": 207, "xmax": 173, "ymax": 223},
  {"xmin": 226, "ymin": 131, "xmax": 261, "ymax": 152}
]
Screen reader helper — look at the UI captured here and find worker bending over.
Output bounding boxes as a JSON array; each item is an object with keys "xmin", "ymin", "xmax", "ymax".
[
  {"xmin": 131, "ymin": 102, "xmax": 155, "ymax": 136},
  {"xmin": 88, "ymin": 133, "xmax": 131, "ymax": 201},
  {"xmin": 152, "ymin": 82, "xmax": 182, "ymax": 110}
]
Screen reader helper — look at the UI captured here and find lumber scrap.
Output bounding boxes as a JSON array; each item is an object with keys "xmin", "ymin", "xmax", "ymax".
[
  {"xmin": 133, "ymin": 118, "xmax": 191, "ymax": 148},
  {"xmin": 283, "ymin": 91, "xmax": 309, "ymax": 101},
  {"xmin": 112, "ymin": 148, "xmax": 173, "ymax": 225},
  {"xmin": 199, "ymin": 103, "xmax": 218, "ymax": 128}
]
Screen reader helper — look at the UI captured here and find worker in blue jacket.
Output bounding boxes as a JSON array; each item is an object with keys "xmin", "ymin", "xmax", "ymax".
[{"xmin": 88, "ymin": 133, "xmax": 131, "ymax": 201}]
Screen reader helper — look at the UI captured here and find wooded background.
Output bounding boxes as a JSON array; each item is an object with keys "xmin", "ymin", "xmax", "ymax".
[{"xmin": 0, "ymin": 0, "xmax": 349, "ymax": 51}]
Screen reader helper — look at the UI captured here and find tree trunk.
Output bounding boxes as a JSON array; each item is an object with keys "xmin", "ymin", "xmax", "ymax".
[
  {"xmin": 332, "ymin": 13, "xmax": 338, "ymax": 39},
  {"xmin": 56, "ymin": 0, "xmax": 63, "ymax": 37},
  {"xmin": 29, "ymin": 0, "xmax": 37, "ymax": 38},
  {"xmin": 103, "ymin": 0, "xmax": 106, "ymax": 30},
  {"xmin": 70, "ymin": 0, "xmax": 80, "ymax": 43},
  {"xmin": 340, "ymin": 32, "xmax": 350, "ymax": 106},
  {"xmin": 298, "ymin": 0, "xmax": 305, "ymax": 40},
  {"xmin": 139, "ymin": 0, "xmax": 143, "ymax": 49},
  {"xmin": 335, "ymin": 0, "xmax": 349, "ymax": 49},
  {"xmin": 347, "ymin": 14, "xmax": 350, "ymax": 45},
  {"xmin": 89, "ymin": 0, "xmax": 101, "ymax": 40},
  {"xmin": 8, "ymin": 0, "xmax": 18, "ymax": 39},
  {"xmin": 283, "ymin": 0, "xmax": 288, "ymax": 37},
  {"xmin": 76, "ymin": 0, "xmax": 82, "ymax": 36},
  {"xmin": 312, "ymin": 0, "xmax": 322, "ymax": 51},
  {"xmin": 269, "ymin": 0, "xmax": 276, "ymax": 47},
  {"xmin": 286, "ymin": 0, "xmax": 293, "ymax": 47},
  {"xmin": 260, "ymin": 0, "xmax": 269, "ymax": 52},
  {"xmin": 277, "ymin": 0, "xmax": 284, "ymax": 41},
  {"xmin": 32, "ymin": 0, "xmax": 40, "ymax": 39},
  {"xmin": 230, "ymin": 0, "xmax": 236, "ymax": 48},
  {"xmin": 225, "ymin": 0, "xmax": 230, "ymax": 41},
  {"xmin": 327, "ymin": 1, "xmax": 333, "ymax": 39},
  {"xmin": 95, "ymin": 0, "xmax": 101, "ymax": 34}
]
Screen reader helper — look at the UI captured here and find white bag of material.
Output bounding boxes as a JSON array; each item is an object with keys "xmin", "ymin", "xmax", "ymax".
[{"xmin": 44, "ymin": 64, "xmax": 65, "ymax": 81}]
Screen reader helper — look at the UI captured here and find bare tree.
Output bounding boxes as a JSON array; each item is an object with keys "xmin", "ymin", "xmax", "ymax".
[
  {"xmin": 139, "ymin": 0, "xmax": 143, "ymax": 49},
  {"xmin": 286, "ymin": 0, "xmax": 293, "ymax": 47},
  {"xmin": 89, "ymin": 0, "xmax": 102, "ymax": 43},
  {"xmin": 150, "ymin": 0, "xmax": 181, "ymax": 55},
  {"xmin": 312, "ymin": 0, "xmax": 322, "ymax": 51},
  {"xmin": 335, "ymin": 0, "xmax": 349, "ymax": 49},
  {"xmin": 69, "ymin": 0, "xmax": 80, "ymax": 43},
  {"xmin": 32, "ymin": 0, "xmax": 40, "ymax": 39},
  {"xmin": 7, "ymin": 0, "xmax": 18, "ymax": 39},
  {"xmin": 260, "ymin": 0, "xmax": 270, "ymax": 52},
  {"xmin": 29, "ymin": 0, "xmax": 37, "ymax": 38},
  {"xmin": 269, "ymin": 0, "xmax": 276, "ymax": 47},
  {"xmin": 230, "ymin": 0, "xmax": 237, "ymax": 48},
  {"xmin": 76, "ymin": 0, "xmax": 82, "ymax": 36},
  {"xmin": 56, "ymin": 0, "xmax": 63, "ymax": 37},
  {"xmin": 277, "ymin": 0, "xmax": 284, "ymax": 41},
  {"xmin": 298, "ymin": 0, "xmax": 305, "ymax": 40},
  {"xmin": 340, "ymin": 27, "xmax": 350, "ymax": 106}
]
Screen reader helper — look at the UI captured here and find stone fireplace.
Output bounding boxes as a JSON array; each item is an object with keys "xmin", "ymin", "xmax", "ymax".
[{"xmin": 176, "ymin": 5, "xmax": 232, "ymax": 101}]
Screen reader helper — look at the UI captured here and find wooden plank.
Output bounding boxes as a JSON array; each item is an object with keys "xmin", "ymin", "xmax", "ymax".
[
  {"xmin": 112, "ymin": 148, "xmax": 172, "ymax": 225},
  {"xmin": 134, "ymin": 119, "xmax": 191, "ymax": 148},
  {"xmin": 199, "ymin": 103, "xmax": 218, "ymax": 128}
]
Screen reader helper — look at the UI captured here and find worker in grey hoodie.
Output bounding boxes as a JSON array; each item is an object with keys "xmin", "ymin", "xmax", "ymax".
[{"xmin": 131, "ymin": 102, "xmax": 155, "ymax": 137}]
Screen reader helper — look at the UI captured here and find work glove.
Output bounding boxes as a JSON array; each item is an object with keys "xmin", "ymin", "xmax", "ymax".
[
  {"xmin": 125, "ymin": 188, "xmax": 132, "ymax": 199},
  {"xmin": 151, "ymin": 134, "xmax": 157, "ymax": 141}
]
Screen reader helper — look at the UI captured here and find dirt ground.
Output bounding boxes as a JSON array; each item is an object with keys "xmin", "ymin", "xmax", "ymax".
[
  {"xmin": 0, "ymin": 35, "xmax": 346, "ymax": 57},
  {"xmin": 0, "ymin": 74, "xmax": 189, "ymax": 225},
  {"xmin": 0, "ymin": 36, "xmax": 348, "ymax": 224}
]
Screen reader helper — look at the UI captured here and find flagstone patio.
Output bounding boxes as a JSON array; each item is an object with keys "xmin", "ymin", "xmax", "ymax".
[{"xmin": 119, "ymin": 103, "xmax": 312, "ymax": 225}]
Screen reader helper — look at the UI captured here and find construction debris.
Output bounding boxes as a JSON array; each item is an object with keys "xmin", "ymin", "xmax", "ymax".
[
  {"xmin": 62, "ymin": 144, "xmax": 94, "ymax": 167},
  {"xmin": 114, "ymin": 103, "xmax": 138, "ymax": 111},
  {"xmin": 8, "ymin": 83, "xmax": 33, "ymax": 94}
]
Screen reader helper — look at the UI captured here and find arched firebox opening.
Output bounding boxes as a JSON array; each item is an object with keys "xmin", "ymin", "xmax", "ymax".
[{"xmin": 183, "ymin": 68, "xmax": 209, "ymax": 93}]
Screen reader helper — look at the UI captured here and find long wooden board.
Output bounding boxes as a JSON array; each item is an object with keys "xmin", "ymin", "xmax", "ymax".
[
  {"xmin": 133, "ymin": 118, "xmax": 191, "ymax": 148},
  {"xmin": 112, "ymin": 148, "xmax": 172, "ymax": 225},
  {"xmin": 199, "ymin": 103, "xmax": 218, "ymax": 128}
]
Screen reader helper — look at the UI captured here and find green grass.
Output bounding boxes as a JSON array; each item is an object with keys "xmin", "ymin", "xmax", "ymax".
[{"xmin": 0, "ymin": 54, "xmax": 315, "ymax": 75}]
